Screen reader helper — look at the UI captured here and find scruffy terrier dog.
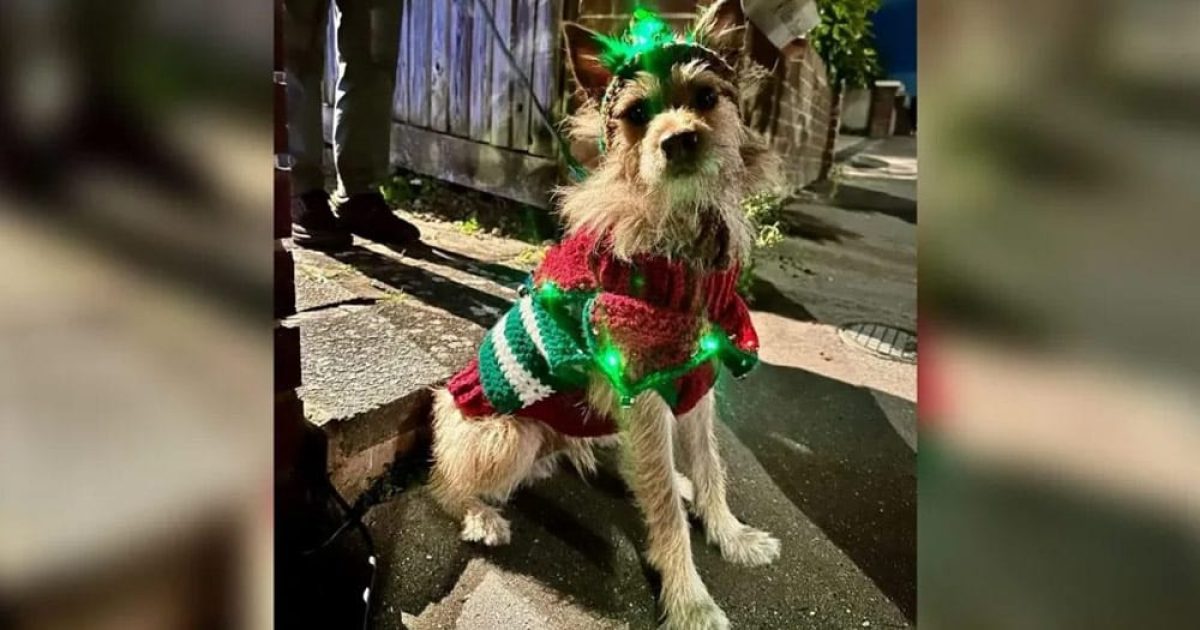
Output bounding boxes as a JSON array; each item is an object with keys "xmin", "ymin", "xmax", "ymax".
[{"xmin": 430, "ymin": 2, "xmax": 780, "ymax": 627}]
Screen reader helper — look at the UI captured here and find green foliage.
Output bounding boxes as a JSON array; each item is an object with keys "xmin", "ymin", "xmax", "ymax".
[
  {"xmin": 756, "ymin": 223, "xmax": 784, "ymax": 249},
  {"xmin": 810, "ymin": 0, "xmax": 884, "ymax": 89},
  {"xmin": 742, "ymin": 191, "xmax": 786, "ymax": 249},
  {"xmin": 512, "ymin": 245, "xmax": 549, "ymax": 268},
  {"xmin": 454, "ymin": 215, "xmax": 482, "ymax": 236},
  {"xmin": 738, "ymin": 191, "xmax": 788, "ymax": 300},
  {"xmin": 742, "ymin": 191, "xmax": 780, "ymax": 224},
  {"xmin": 379, "ymin": 176, "xmax": 423, "ymax": 207}
]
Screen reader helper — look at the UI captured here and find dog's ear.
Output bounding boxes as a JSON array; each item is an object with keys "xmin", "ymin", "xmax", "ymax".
[
  {"xmin": 693, "ymin": 0, "xmax": 746, "ymax": 66},
  {"xmin": 563, "ymin": 22, "xmax": 613, "ymax": 101}
]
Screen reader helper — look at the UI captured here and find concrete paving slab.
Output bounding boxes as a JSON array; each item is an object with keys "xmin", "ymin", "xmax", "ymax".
[
  {"xmin": 456, "ymin": 570, "xmax": 550, "ymax": 630},
  {"xmin": 292, "ymin": 218, "xmax": 536, "ymax": 428},
  {"xmin": 292, "ymin": 247, "xmax": 390, "ymax": 312},
  {"xmin": 400, "ymin": 559, "xmax": 629, "ymax": 630},
  {"xmin": 296, "ymin": 302, "xmax": 459, "ymax": 427},
  {"xmin": 291, "ymin": 218, "xmax": 543, "ymax": 497},
  {"xmin": 293, "ymin": 265, "xmax": 362, "ymax": 312}
]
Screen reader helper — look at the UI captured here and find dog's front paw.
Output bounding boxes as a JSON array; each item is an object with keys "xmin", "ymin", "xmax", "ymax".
[
  {"xmin": 660, "ymin": 597, "xmax": 729, "ymax": 630},
  {"xmin": 714, "ymin": 525, "xmax": 780, "ymax": 566},
  {"xmin": 461, "ymin": 509, "xmax": 511, "ymax": 546}
]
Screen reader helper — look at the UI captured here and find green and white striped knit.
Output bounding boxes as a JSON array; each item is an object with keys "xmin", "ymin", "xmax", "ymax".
[{"xmin": 477, "ymin": 294, "xmax": 591, "ymax": 414}]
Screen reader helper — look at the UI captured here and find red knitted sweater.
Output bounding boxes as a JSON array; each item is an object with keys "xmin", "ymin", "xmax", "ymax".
[{"xmin": 447, "ymin": 230, "xmax": 758, "ymax": 437}]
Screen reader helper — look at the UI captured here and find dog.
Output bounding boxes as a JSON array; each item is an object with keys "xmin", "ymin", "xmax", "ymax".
[{"xmin": 429, "ymin": 2, "xmax": 781, "ymax": 627}]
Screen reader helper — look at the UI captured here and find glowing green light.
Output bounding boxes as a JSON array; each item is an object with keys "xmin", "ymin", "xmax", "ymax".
[
  {"xmin": 539, "ymin": 281, "xmax": 562, "ymax": 302},
  {"xmin": 599, "ymin": 346, "xmax": 624, "ymax": 372},
  {"xmin": 630, "ymin": 273, "xmax": 645, "ymax": 292},
  {"xmin": 594, "ymin": 6, "xmax": 683, "ymax": 73},
  {"xmin": 700, "ymin": 332, "xmax": 722, "ymax": 354},
  {"xmin": 629, "ymin": 7, "xmax": 669, "ymax": 45}
]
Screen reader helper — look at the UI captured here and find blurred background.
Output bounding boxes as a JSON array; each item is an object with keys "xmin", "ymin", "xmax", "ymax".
[
  {"xmin": 920, "ymin": 0, "xmax": 1200, "ymax": 627},
  {"xmin": 0, "ymin": 0, "xmax": 272, "ymax": 629},
  {"xmin": 2, "ymin": 0, "xmax": 1199, "ymax": 627}
]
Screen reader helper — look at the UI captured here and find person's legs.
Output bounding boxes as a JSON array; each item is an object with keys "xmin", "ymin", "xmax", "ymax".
[
  {"xmin": 283, "ymin": 0, "xmax": 350, "ymax": 249},
  {"xmin": 283, "ymin": 0, "xmax": 329, "ymax": 196},
  {"xmin": 329, "ymin": 0, "xmax": 419, "ymax": 244},
  {"xmin": 330, "ymin": 0, "xmax": 397, "ymax": 200}
]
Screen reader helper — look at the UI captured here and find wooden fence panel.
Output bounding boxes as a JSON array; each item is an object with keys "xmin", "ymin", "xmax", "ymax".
[
  {"xmin": 394, "ymin": 1, "xmax": 410, "ymax": 122},
  {"xmin": 530, "ymin": 0, "xmax": 558, "ymax": 155},
  {"xmin": 391, "ymin": 123, "xmax": 559, "ymax": 207},
  {"xmin": 468, "ymin": 0, "xmax": 496, "ymax": 141},
  {"xmin": 409, "ymin": 0, "xmax": 430, "ymax": 128},
  {"xmin": 450, "ymin": 0, "xmax": 473, "ymax": 136},
  {"xmin": 430, "ymin": 1, "xmax": 451, "ymax": 131},
  {"xmin": 510, "ymin": 0, "xmax": 536, "ymax": 151},
  {"xmin": 385, "ymin": 0, "xmax": 558, "ymax": 150},
  {"xmin": 489, "ymin": 0, "xmax": 514, "ymax": 147}
]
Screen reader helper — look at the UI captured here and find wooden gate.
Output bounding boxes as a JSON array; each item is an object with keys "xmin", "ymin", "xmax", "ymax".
[{"xmin": 325, "ymin": 0, "xmax": 565, "ymax": 207}]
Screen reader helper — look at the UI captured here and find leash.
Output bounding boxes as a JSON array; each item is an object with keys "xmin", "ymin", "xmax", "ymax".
[{"xmin": 471, "ymin": 0, "xmax": 589, "ymax": 182}]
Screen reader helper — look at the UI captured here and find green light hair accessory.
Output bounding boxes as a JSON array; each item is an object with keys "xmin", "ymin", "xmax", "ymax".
[
  {"xmin": 591, "ymin": 6, "xmax": 736, "ymax": 155},
  {"xmin": 594, "ymin": 7, "xmax": 692, "ymax": 75}
]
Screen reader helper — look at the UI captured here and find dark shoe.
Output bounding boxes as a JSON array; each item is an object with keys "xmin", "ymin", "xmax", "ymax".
[
  {"xmin": 291, "ymin": 190, "xmax": 352, "ymax": 250},
  {"xmin": 336, "ymin": 193, "xmax": 421, "ymax": 245}
]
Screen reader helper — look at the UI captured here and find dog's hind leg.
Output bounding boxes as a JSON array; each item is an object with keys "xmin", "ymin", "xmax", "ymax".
[
  {"xmin": 562, "ymin": 435, "xmax": 613, "ymax": 478},
  {"xmin": 429, "ymin": 389, "xmax": 545, "ymax": 546},
  {"xmin": 523, "ymin": 430, "xmax": 592, "ymax": 482},
  {"xmin": 617, "ymin": 392, "xmax": 728, "ymax": 630},
  {"xmin": 675, "ymin": 391, "xmax": 780, "ymax": 567},
  {"xmin": 525, "ymin": 452, "xmax": 562, "ymax": 482}
]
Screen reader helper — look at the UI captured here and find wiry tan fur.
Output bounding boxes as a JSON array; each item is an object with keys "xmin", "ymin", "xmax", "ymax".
[
  {"xmin": 559, "ymin": 59, "xmax": 780, "ymax": 263},
  {"xmin": 427, "ymin": 3, "xmax": 779, "ymax": 628}
]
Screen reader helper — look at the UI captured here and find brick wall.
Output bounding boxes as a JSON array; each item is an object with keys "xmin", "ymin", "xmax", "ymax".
[
  {"xmin": 773, "ymin": 40, "xmax": 833, "ymax": 186},
  {"xmin": 569, "ymin": 0, "xmax": 835, "ymax": 189},
  {"xmin": 573, "ymin": 0, "xmax": 700, "ymax": 33}
]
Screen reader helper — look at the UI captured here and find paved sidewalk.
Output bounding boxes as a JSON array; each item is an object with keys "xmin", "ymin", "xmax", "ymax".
[
  {"xmin": 759, "ymin": 135, "xmax": 916, "ymax": 331},
  {"xmin": 834, "ymin": 133, "xmax": 872, "ymax": 162}
]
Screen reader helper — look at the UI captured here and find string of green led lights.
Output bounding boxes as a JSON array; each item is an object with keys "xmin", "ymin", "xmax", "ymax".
[{"xmin": 533, "ymin": 280, "xmax": 758, "ymax": 407}]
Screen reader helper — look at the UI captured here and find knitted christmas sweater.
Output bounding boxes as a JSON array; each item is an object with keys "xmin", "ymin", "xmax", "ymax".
[{"xmin": 447, "ymin": 230, "xmax": 759, "ymax": 437}]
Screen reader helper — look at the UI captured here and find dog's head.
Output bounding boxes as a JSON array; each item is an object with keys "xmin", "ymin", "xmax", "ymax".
[{"xmin": 559, "ymin": 1, "xmax": 779, "ymax": 263}]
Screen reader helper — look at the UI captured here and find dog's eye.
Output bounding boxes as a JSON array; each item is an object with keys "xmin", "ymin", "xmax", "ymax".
[
  {"xmin": 622, "ymin": 100, "xmax": 651, "ymax": 126},
  {"xmin": 694, "ymin": 86, "xmax": 718, "ymax": 111}
]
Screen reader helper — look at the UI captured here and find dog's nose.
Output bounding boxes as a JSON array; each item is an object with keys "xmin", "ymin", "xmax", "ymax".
[{"xmin": 661, "ymin": 131, "xmax": 699, "ymax": 162}]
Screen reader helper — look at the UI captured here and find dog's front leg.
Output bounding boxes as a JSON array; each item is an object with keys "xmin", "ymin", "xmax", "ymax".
[
  {"xmin": 677, "ymin": 391, "xmax": 780, "ymax": 566},
  {"xmin": 621, "ymin": 393, "xmax": 728, "ymax": 630}
]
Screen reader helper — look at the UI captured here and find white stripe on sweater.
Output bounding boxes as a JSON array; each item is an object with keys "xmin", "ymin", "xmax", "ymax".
[
  {"xmin": 518, "ymin": 297, "xmax": 550, "ymax": 362},
  {"xmin": 491, "ymin": 312, "xmax": 554, "ymax": 407}
]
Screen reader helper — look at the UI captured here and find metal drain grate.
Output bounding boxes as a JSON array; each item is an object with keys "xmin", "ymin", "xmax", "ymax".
[{"xmin": 838, "ymin": 322, "xmax": 917, "ymax": 363}]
